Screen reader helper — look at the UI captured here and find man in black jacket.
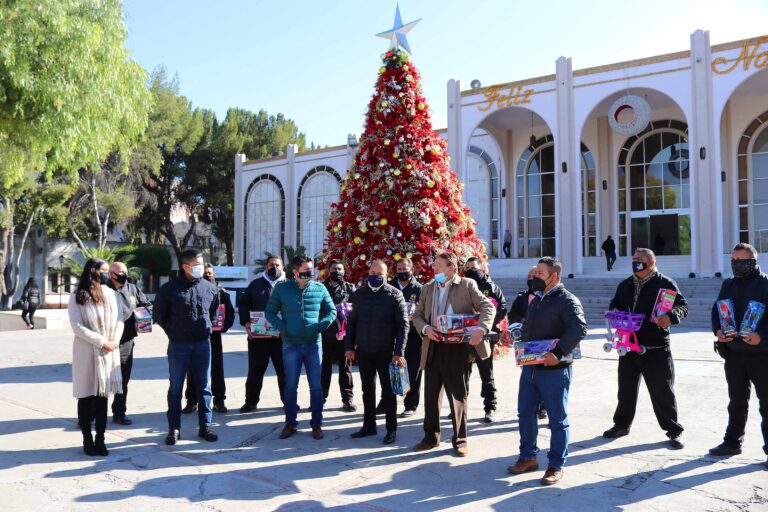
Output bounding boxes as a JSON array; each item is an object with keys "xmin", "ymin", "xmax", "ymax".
[
  {"xmin": 508, "ymin": 257, "xmax": 587, "ymax": 486},
  {"xmin": 709, "ymin": 243, "xmax": 768, "ymax": 466},
  {"xmin": 154, "ymin": 250, "xmax": 218, "ymax": 445},
  {"xmin": 321, "ymin": 260, "xmax": 357, "ymax": 412},
  {"xmin": 182, "ymin": 264, "xmax": 235, "ymax": 414},
  {"xmin": 344, "ymin": 259, "xmax": 409, "ymax": 445},
  {"xmin": 388, "ymin": 257, "xmax": 423, "ymax": 417},
  {"xmin": 237, "ymin": 255, "xmax": 287, "ymax": 413},
  {"xmin": 108, "ymin": 261, "xmax": 152, "ymax": 425},
  {"xmin": 602, "ymin": 248, "xmax": 688, "ymax": 449},
  {"xmin": 464, "ymin": 257, "xmax": 507, "ymax": 423},
  {"xmin": 602, "ymin": 235, "xmax": 617, "ymax": 271}
]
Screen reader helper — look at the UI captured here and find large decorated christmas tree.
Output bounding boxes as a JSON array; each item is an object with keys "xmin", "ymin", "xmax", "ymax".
[{"xmin": 322, "ymin": 10, "xmax": 486, "ymax": 283}]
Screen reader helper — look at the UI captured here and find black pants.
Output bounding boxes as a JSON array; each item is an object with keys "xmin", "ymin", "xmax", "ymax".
[
  {"xmin": 321, "ymin": 335, "xmax": 354, "ymax": 404},
  {"xmin": 723, "ymin": 352, "xmax": 768, "ymax": 454},
  {"xmin": 21, "ymin": 305, "xmax": 37, "ymax": 327},
  {"xmin": 358, "ymin": 350, "xmax": 396, "ymax": 433},
  {"xmin": 185, "ymin": 332, "xmax": 226, "ymax": 404},
  {"xmin": 469, "ymin": 341, "xmax": 497, "ymax": 412},
  {"xmin": 403, "ymin": 335, "xmax": 423, "ymax": 411},
  {"xmin": 502, "ymin": 242, "xmax": 511, "ymax": 258},
  {"xmin": 78, "ymin": 396, "xmax": 107, "ymax": 435},
  {"xmin": 423, "ymin": 343, "xmax": 472, "ymax": 448},
  {"xmin": 111, "ymin": 339, "xmax": 135, "ymax": 417},
  {"xmin": 613, "ymin": 348, "xmax": 683, "ymax": 436},
  {"xmin": 244, "ymin": 338, "xmax": 285, "ymax": 406},
  {"xmin": 605, "ymin": 252, "xmax": 617, "ymax": 271}
]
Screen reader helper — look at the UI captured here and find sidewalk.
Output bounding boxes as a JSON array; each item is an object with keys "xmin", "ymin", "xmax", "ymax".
[{"xmin": 0, "ymin": 326, "xmax": 765, "ymax": 511}]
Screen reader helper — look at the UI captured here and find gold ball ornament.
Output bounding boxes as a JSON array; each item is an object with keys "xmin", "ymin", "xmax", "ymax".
[
  {"xmin": 379, "ymin": 67, "xmax": 386, "ymax": 74},
  {"xmin": 427, "ymin": 180, "xmax": 435, "ymax": 188},
  {"xmin": 354, "ymin": 237, "xmax": 362, "ymax": 245},
  {"xmin": 393, "ymin": 253, "xmax": 402, "ymax": 261},
  {"xmin": 380, "ymin": 218, "xmax": 388, "ymax": 226},
  {"xmin": 393, "ymin": 152, "xmax": 400, "ymax": 159},
  {"xmin": 417, "ymin": 102, "xmax": 425, "ymax": 111}
]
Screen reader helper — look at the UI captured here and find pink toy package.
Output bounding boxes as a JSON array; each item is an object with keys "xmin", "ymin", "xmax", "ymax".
[{"xmin": 651, "ymin": 289, "xmax": 677, "ymax": 324}]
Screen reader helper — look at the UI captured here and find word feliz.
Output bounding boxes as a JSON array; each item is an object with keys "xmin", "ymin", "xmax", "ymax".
[
  {"xmin": 477, "ymin": 84, "xmax": 534, "ymax": 112},
  {"xmin": 712, "ymin": 35, "xmax": 768, "ymax": 75}
]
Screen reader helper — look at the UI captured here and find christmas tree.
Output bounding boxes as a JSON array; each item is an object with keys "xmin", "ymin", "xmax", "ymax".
[{"xmin": 322, "ymin": 44, "xmax": 487, "ymax": 283}]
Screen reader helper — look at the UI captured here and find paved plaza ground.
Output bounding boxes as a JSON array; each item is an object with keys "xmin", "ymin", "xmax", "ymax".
[{"xmin": 1, "ymin": 324, "xmax": 766, "ymax": 511}]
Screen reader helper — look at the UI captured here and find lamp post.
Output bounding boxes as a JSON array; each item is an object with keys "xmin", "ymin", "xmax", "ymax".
[{"xmin": 58, "ymin": 255, "xmax": 64, "ymax": 308}]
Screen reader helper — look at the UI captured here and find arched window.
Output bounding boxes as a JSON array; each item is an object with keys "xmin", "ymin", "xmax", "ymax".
[
  {"xmin": 737, "ymin": 110, "xmax": 768, "ymax": 252},
  {"xmin": 297, "ymin": 166, "xmax": 341, "ymax": 258},
  {"xmin": 617, "ymin": 120, "xmax": 690, "ymax": 256},
  {"xmin": 465, "ymin": 146, "xmax": 500, "ymax": 256},
  {"xmin": 244, "ymin": 175, "xmax": 285, "ymax": 264},
  {"xmin": 581, "ymin": 144, "xmax": 597, "ymax": 256},
  {"xmin": 516, "ymin": 135, "xmax": 555, "ymax": 258}
]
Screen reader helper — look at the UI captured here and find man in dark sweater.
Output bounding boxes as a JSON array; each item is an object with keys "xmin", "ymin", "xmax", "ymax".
[
  {"xmin": 508, "ymin": 257, "xmax": 587, "ymax": 486},
  {"xmin": 108, "ymin": 261, "xmax": 152, "ymax": 425},
  {"xmin": 464, "ymin": 257, "xmax": 507, "ymax": 423},
  {"xmin": 345, "ymin": 259, "xmax": 409, "ymax": 445},
  {"xmin": 321, "ymin": 260, "xmax": 357, "ymax": 412},
  {"xmin": 153, "ymin": 249, "xmax": 219, "ymax": 445},
  {"xmin": 602, "ymin": 236, "xmax": 617, "ymax": 271},
  {"xmin": 709, "ymin": 243, "xmax": 768, "ymax": 467},
  {"xmin": 602, "ymin": 248, "xmax": 688, "ymax": 449},
  {"xmin": 237, "ymin": 255, "xmax": 287, "ymax": 413}
]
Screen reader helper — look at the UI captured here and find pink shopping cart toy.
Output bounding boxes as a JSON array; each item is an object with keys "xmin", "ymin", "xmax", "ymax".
[{"xmin": 604, "ymin": 311, "xmax": 647, "ymax": 356}]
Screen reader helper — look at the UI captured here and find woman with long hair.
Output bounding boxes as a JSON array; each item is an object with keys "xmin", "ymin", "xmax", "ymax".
[
  {"xmin": 68, "ymin": 258, "xmax": 124, "ymax": 456},
  {"xmin": 20, "ymin": 277, "xmax": 40, "ymax": 329}
]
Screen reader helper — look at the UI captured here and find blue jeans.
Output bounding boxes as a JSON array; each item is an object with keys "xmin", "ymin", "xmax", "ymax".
[
  {"xmin": 283, "ymin": 342, "xmax": 323, "ymax": 427},
  {"xmin": 518, "ymin": 365, "xmax": 572, "ymax": 469},
  {"xmin": 167, "ymin": 339, "xmax": 212, "ymax": 430}
]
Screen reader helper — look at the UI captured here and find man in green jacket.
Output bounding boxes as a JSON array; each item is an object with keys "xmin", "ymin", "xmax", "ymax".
[{"xmin": 265, "ymin": 255, "xmax": 337, "ymax": 440}]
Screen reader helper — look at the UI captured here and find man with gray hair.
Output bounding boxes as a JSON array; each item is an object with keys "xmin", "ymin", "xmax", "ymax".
[{"xmin": 603, "ymin": 248, "xmax": 688, "ymax": 449}]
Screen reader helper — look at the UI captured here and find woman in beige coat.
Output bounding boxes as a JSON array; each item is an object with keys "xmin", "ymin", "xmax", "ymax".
[{"xmin": 69, "ymin": 258, "xmax": 124, "ymax": 456}]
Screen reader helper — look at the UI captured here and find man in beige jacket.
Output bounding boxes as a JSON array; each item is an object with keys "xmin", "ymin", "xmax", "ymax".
[{"xmin": 411, "ymin": 251, "xmax": 495, "ymax": 457}]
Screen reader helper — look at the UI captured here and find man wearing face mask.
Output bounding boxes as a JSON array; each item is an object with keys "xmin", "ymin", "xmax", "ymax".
[
  {"xmin": 709, "ymin": 243, "xmax": 768, "ymax": 466},
  {"xmin": 182, "ymin": 264, "xmax": 235, "ymax": 414},
  {"xmin": 602, "ymin": 248, "xmax": 688, "ymax": 450},
  {"xmin": 464, "ymin": 257, "xmax": 507, "ymax": 423},
  {"xmin": 411, "ymin": 251, "xmax": 495, "ymax": 457},
  {"xmin": 265, "ymin": 255, "xmax": 336, "ymax": 440},
  {"xmin": 344, "ymin": 259, "xmax": 409, "ymax": 444},
  {"xmin": 237, "ymin": 255, "xmax": 288, "ymax": 413},
  {"xmin": 388, "ymin": 257, "xmax": 424, "ymax": 417},
  {"xmin": 321, "ymin": 260, "xmax": 357, "ymax": 412},
  {"xmin": 108, "ymin": 261, "xmax": 152, "ymax": 426},
  {"xmin": 153, "ymin": 250, "xmax": 219, "ymax": 445}
]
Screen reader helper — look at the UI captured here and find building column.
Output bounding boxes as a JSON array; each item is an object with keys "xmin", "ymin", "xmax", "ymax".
[
  {"xmin": 446, "ymin": 79, "xmax": 464, "ymax": 185},
  {"xmin": 689, "ymin": 29, "xmax": 724, "ymax": 276},
  {"xmin": 233, "ymin": 153, "xmax": 246, "ymax": 266},
  {"xmin": 555, "ymin": 56, "xmax": 582, "ymax": 275},
  {"xmin": 597, "ymin": 116, "xmax": 617, "ymax": 244},
  {"xmin": 286, "ymin": 144, "xmax": 298, "ymax": 250}
]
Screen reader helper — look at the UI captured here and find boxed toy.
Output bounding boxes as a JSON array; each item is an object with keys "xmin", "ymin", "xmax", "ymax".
[
  {"xmin": 436, "ymin": 314, "xmax": 479, "ymax": 334},
  {"xmin": 134, "ymin": 307, "xmax": 152, "ymax": 334},
  {"xmin": 651, "ymin": 288, "xmax": 678, "ymax": 323},
  {"xmin": 249, "ymin": 311, "xmax": 280, "ymax": 338},
  {"xmin": 716, "ymin": 299, "xmax": 738, "ymax": 337},
  {"xmin": 739, "ymin": 301, "xmax": 765, "ymax": 337},
  {"xmin": 212, "ymin": 304, "xmax": 226, "ymax": 332},
  {"xmin": 389, "ymin": 362, "xmax": 411, "ymax": 396},
  {"xmin": 514, "ymin": 339, "xmax": 582, "ymax": 366}
]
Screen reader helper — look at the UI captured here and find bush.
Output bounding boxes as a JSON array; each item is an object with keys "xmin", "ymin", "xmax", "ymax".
[{"xmin": 132, "ymin": 245, "xmax": 173, "ymax": 276}]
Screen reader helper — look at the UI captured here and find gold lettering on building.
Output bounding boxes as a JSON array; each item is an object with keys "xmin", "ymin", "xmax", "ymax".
[
  {"xmin": 712, "ymin": 36, "xmax": 768, "ymax": 75},
  {"xmin": 477, "ymin": 84, "xmax": 534, "ymax": 112}
]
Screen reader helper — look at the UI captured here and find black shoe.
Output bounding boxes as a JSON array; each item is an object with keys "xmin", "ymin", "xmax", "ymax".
[
  {"xmin": 82, "ymin": 432, "xmax": 96, "ymax": 456},
  {"xmin": 375, "ymin": 404, "xmax": 385, "ymax": 415},
  {"xmin": 239, "ymin": 403, "xmax": 257, "ymax": 413},
  {"xmin": 538, "ymin": 409, "xmax": 548, "ymax": 420},
  {"xmin": 484, "ymin": 410, "xmax": 496, "ymax": 423},
  {"xmin": 94, "ymin": 433, "xmax": 108, "ymax": 456},
  {"xmin": 708, "ymin": 443, "xmax": 742, "ymax": 456},
  {"xmin": 603, "ymin": 426, "xmax": 630, "ymax": 439},
  {"xmin": 400, "ymin": 408, "xmax": 416, "ymax": 418},
  {"xmin": 350, "ymin": 428, "xmax": 378, "ymax": 439},
  {"xmin": 213, "ymin": 402, "xmax": 228, "ymax": 413},
  {"xmin": 342, "ymin": 402, "xmax": 357, "ymax": 413},
  {"xmin": 668, "ymin": 434, "xmax": 685, "ymax": 450},
  {"xmin": 181, "ymin": 402, "xmax": 197, "ymax": 414},
  {"xmin": 198, "ymin": 427, "xmax": 218, "ymax": 442},
  {"xmin": 383, "ymin": 431, "xmax": 396, "ymax": 444},
  {"xmin": 165, "ymin": 429, "xmax": 180, "ymax": 445},
  {"xmin": 113, "ymin": 416, "xmax": 133, "ymax": 426}
]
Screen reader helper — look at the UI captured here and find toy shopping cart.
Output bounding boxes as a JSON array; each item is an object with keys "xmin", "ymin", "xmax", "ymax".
[{"xmin": 604, "ymin": 311, "xmax": 646, "ymax": 356}]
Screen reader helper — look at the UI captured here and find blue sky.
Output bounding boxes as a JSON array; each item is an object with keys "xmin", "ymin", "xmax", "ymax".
[{"xmin": 124, "ymin": 0, "xmax": 768, "ymax": 152}]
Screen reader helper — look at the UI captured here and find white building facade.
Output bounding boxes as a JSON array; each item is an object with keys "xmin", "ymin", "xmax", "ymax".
[{"xmin": 235, "ymin": 32, "xmax": 768, "ymax": 278}]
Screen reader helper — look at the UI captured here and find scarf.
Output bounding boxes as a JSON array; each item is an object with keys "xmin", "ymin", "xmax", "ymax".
[
  {"xmin": 78, "ymin": 287, "xmax": 122, "ymax": 397},
  {"xmin": 632, "ymin": 269, "xmax": 658, "ymax": 312}
]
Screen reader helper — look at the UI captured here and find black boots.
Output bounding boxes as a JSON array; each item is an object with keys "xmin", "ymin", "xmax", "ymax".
[
  {"xmin": 82, "ymin": 429, "xmax": 107, "ymax": 456},
  {"xmin": 94, "ymin": 433, "xmax": 109, "ymax": 456},
  {"xmin": 82, "ymin": 432, "xmax": 96, "ymax": 456}
]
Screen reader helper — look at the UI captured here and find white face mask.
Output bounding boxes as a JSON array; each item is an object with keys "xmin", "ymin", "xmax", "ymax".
[{"xmin": 189, "ymin": 265, "xmax": 205, "ymax": 279}]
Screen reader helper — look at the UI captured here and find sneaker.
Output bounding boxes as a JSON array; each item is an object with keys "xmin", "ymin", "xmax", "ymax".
[
  {"xmin": 279, "ymin": 424, "xmax": 297, "ymax": 439},
  {"xmin": 507, "ymin": 459, "xmax": 539, "ymax": 474},
  {"xmin": 198, "ymin": 427, "xmax": 218, "ymax": 442},
  {"xmin": 342, "ymin": 402, "xmax": 357, "ymax": 413},
  {"xmin": 165, "ymin": 429, "xmax": 180, "ymax": 445},
  {"xmin": 668, "ymin": 434, "xmax": 684, "ymax": 450},
  {"xmin": 484, "ymin": 410, "xmax": 496, "ymax": 423},
  {"xmin": 708, "ymin": 443, "xmax": 742, "ymax": 456},
  {"xmin": 603, "ymin": 425, "xmax": 630, "ymax": 439},
  {"xmin": 239, "ymin": 403, "xmax": 257, "ymax": 413},
  {"xmin": 213, "ymin": 402, "xmax": 228, "ymax": 413},
  {"xmin": 413, "ymin": 440, "xmax": 439, "ymax": 452},
  {"xmin": 181, "ymin": 402, "xmax": 197, "ymax": 414},
  {"xmin": 541, "ymin": 467, "xmax": 563, "ymax": 485},
  {"xmin": 312, "ymin": 426, "xmax": 324, "ymax": 440},
  {"xmin": 400, "ymin": 408, "xmax": 416, "ymax": 418}
]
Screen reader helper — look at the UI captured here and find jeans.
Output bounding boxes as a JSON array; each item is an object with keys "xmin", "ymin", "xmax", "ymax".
[
  {"xmin": 185, "ymin": 332, "xmax": 226, "ymax": 404},
  {"xmin": 167, "ymin": 339, "xmax": 212, "ymax": 431},
  {"xmin": 283, "ymin": 342, "xmax": 323, "ymax": 427},
  {"xmin": 518, "ymin": 365, "xmax": 572, "ymax": 469}
]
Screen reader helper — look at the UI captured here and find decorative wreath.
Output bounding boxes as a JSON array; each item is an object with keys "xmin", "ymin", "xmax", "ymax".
[{"xmin": 608, "ymin": 95, "xmax": 651, "ymax": 137}]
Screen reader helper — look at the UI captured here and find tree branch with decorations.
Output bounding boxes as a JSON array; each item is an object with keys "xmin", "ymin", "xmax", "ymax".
[{"xmin": 322, "ymin": 42, "xmax": 486, "ymax": 283}]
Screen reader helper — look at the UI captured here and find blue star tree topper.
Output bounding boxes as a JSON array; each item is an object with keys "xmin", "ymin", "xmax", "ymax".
[{"xmin": 375, "ymin": 4, "xmax": 421, "ymax": 54}]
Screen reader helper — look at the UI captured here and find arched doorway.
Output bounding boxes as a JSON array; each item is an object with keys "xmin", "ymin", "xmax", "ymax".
[
  {"xmin": 297, "ymin": 166, "xmax": 341, "ymax": 259},
  {"xmin": 244, "ymin": 174, "xmax": 285, "ymax": 264},
  {"xmin": 465, "ymin": 146, "xmax": 500, "ymax": 256},
  {"xmin": 516, "ymin": 135, "xmax": 555, "ymax": 258},
  {"xmin": 736, "ymin": 110, "xmax": 768, "ymax": 252}
]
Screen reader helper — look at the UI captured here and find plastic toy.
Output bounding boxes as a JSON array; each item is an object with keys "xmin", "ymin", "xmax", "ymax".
[
  {"xmin": 604, "ymin": 311, "xmax": 647, "ymax": 356},
  {"xmin": 717, "ymin": 299, "xmax": 738, "ymax": 337},
  {"xmin": 739, "ymin": 301, "xmax": 765, "ymax": 337}
]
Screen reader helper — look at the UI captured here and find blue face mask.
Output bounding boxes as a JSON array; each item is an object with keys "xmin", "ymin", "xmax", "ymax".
[
  {"xmin": 434, "ymin": 272, "xmax": 447, "ymax": 284},
  {"xmin": 632, "ymin": 261, "xmax": 649, "ymax": 274},
  {"xmin": 367, "ymin": 275, "xmax": 385, "ymax": 288}
]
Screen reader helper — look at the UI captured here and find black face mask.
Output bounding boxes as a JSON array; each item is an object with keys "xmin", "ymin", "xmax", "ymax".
[
  {"xmin": 396, "ymin": 271, "xmax": 411, "ymax": 282},
  {"xmin": 100, "ymin": 272, "xmax": 111, "ymax": 286},
  {"xmin": 329, "ymin": 271, "xmax": 343, "ymax": 282},
  {"xmin": 113, "ymin": 273, "xmax": 128, "ymax": 285},
  {"xmin": 266, "ymin": 267, "xmax": 282, "ymax": 280},
  {"xmin": 526, "ymin": 279, "xmax": 534, "ymax": 291},
  {"xmin": 530, "ymin": 276, "xmax": 547, "ymax": 293},
  {"xmin": 632, "ymin": 261, "xmax": 649, "ymax": 274},
  {"xmin": 465, "ymin": 269, "xmax": 484, "ymax": 282},
  {"xmin": 205, "ymin": 275, "xmax": 215, "ymax": 283},
  {"xmin": 731, "ymin": 258, "xmax": 758, "ymax": 279},
  {"xmin": 297, "ymin": 270, "xmax": 313, "ymax": 280}
]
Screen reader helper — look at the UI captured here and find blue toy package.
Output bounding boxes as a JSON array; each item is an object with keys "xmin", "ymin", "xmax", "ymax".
[
  {"xmin": 739, "ymin": 301, "xmax": 765, "ymax": 337},
  {"xmin": 717, "ymin": 299, "xmax": 738, "ymax": 337},
  {"xmin": 389, "ymin": 362, "xmax": 411, "ymax": 396},
  {"xmin": 514, "ymin": 339, "xmax": 582, "ymax": 366}
]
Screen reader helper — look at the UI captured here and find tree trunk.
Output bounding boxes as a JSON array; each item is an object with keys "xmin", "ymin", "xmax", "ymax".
[{"xmin": 0, "ymin": 208, "xmax": 35, "ymax": 310}]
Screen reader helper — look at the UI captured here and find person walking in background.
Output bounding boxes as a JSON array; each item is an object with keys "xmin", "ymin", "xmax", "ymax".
[
  {"xmin": 68, "ymin": 258, "xmax": 123, "ymax": 457},
  {"xmin": 601, "ymin": 235, "xmax": 617, "ymax": 271},
  {"xmin": 20, "ymin": 277, "xmax": 40, "ymax": 329},
  {"xmin": 503, "ymin": 230, "xmax": 513, "ymax": 259}
]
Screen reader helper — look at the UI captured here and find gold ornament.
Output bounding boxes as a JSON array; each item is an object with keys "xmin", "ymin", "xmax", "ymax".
[
  {"xmin": 354, "ymin": 237, "xmax": 362, "ymax": 244},
  {"xmin": 393, "ymin": 152, "xmax": 400, "ymax": 159},
  {"xmin": 380, "ymin": 218, "xmax": 388, "ymax": 226},
  {"xmin": 417, "ymin": 102, "xmax": 425, "ymax": 110},
  {"xmin": 393, "ymin": 253, "xmax": 402, "ymax": 261}
]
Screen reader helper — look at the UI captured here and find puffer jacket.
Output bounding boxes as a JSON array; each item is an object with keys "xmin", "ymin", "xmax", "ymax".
[
  {"xmin": 344, "ymin": 283, "xmax": 409, "ymax": 356},
  {"xmin": 265, "ymin": 279, "xmax": 336, "ymax": 345}
]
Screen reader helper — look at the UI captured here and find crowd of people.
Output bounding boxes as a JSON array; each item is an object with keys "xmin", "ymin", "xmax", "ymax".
[{"xmin": 66, "ymin": 243, "xmax": 768, "ymax": 485}]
